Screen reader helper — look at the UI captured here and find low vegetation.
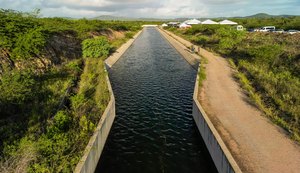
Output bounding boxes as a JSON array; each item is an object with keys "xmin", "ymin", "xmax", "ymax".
[
  {"xmin": 198, "ymin": 57, "xmax": 208, "ymax": 88},
  {"xmin": 0, "ymin": 9, "xmax": 144, "ymax": 172},
  {"xmin": 232, "ymin": 16, "xmax": 300, "ymax": 30},
  {"xmin": 167, "ymin": 22, "xmax": 300, "ymax": 142}
]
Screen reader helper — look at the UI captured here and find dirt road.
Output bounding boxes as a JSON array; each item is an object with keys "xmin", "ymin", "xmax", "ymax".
[{"xmin": 163, "ymin": 29, "xmax": 300, "ymax": 173}]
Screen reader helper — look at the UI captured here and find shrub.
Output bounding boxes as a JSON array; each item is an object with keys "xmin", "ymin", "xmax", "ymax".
[
  {"xmin": 0, "ymin": 9, "xmax": 47, "ymax": 60},
  {"xmin": 111, "ymin": 24, "xmax": 129, "ymax": 31},
  {"xmin": 0, "ymin": 70, "xmax": 35, "ymax": 105},
  {"xmin": 125, "ymin": 32, "xmax": 134, "ymax": 39},
  {"xmin": 82, "ymin": 36, "xmax": 111, "ymax": 58},
  {"xmin": 191, "ymin": 35, "xmax": 209, "ymax": 46},
  {"xmin": 79, "ymin": 115, "xmax": 96, "ymax": 137},
  {"xmin": 53, "ymin": 111, "xmax": 72, "ymax": 132},
  {"xmin": 12, "ymin": 27, "xmax": 47, "ymax": 59},
  {"xmin": 248, "ymin": 44, "xmax": 283, "ymax": 66},
  {"xmin": 0, "ymin": 137, "xmax": 37, "ymax": 173},
  {"xmin": 216, "ymin": 27, "xmax": 246, "ymax": 51},
  {"xmin": 47, "ymin": 111, "xmax": 72, "ymax": 137}
]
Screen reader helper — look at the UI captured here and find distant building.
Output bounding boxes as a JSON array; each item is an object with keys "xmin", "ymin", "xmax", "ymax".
[
  {"xmin": 142, "ymin": 25, "xmax": 158, "ymax": 27},
  {"xmin": 162, "ymin": 23, "xmax": 168, "ymax": 27},
  {"xmin": 167, "ymin": 22, "xmax": 180, "ymax": 27},
  {"xmin": 201, "ymin": 19, "xmax": 218, "ymax": 24},
  {"xmin": 219, "ymin": 19, "xmax": 238, "ymax": 25},
  {"xmin": 179, "ymin": 23, "xmax": 192, "ymax": 29},
  {"xmin": 184, "ymin": 19, "xmax": 201, "ymax": 25}
]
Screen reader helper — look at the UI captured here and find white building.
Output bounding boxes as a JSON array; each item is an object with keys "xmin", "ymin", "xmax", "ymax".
[
  {"xmin": 179, "ymin": 23, "xmax": 192, "ymax": 28},
  {"xmin": 184, "ymin": 19, "xmax": 201, "ymax": 25},
  {"xmin": 162, "ymin": 23, "xmax": 168, "ymax": 27},
  {"xmin": 201, "ymin": 19, "xmax": 218, "ymax": 24},
  {"xmin": 219, "ymin": 19, "xmax": 238, "ymax": 25},
  {"xmin": 167, "ymin": 22, "xmax": 180, "ymax": 27}
]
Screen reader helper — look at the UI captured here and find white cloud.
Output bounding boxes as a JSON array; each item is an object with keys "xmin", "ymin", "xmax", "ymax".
[
  {"xmin": 42, "ymin": 6, "xmax": 113, "ymax": 18},
  {"xmin": 120, "ymin": 0, "xmax": 208, "ymax": 18},
  {"xmin": 0, "ymin": 0, "xmax": 298, "ymax": 18}
]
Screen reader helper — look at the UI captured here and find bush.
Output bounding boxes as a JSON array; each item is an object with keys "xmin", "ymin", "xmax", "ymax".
[
  {"xmin": 248, "ymin": 44, "xmax": 283, "ymax": 66},
  {"xmin": 0, "ymin": 70, "xmax": 35, "ymax": 105},
  {"xmin": 191, "ymin": 35, "xmax": 209, "ymax": 46},
  {"xmin": 82, "ymin": 36, "xmax": 111, "ymax": 58},
  {"xmin": 0, "ymin": 9, "xmax": 47, "ymax": 60},
  {"xmin": 12, "ymin": 27, "xmax": 47, "ymax": 59},
  {"xmin": 125, "ymin": 32, "xmax": 134, "ymax": 39},
  {"xmin": 111, "ymin": 24, "xmax": 129, "ymax": 31},
  {"xmin": 216, "ymin": 27, "xmax": 246, "ymax": 51},
  {"xmin": 53, "ymin": 111, "xmax": 72, "ymax": 132}
]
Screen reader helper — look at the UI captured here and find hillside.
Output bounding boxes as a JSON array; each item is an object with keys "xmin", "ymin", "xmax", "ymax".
[
  {"xmin": 93, "ymin": 15, "xmax": 168, "ymax": 21},
  {"xmin": 93, "ymin": 15, "xmax": 134, "ymax": 21},
  {"xmin": 92, "ymin": 13, "xmax": 300, "ymax": 22},
  {"xmin": 244, "ymin": 13, "xmax": 299, "ymax": 18},
  {"xmin": 0, "ymin": 9, "xmax": 142, "ymax": 172}
]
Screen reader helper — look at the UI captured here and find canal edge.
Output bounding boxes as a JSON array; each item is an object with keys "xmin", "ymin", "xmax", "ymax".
[
  {"xmin": 74, "ymin": 28, "xmax": 144, "ymax": 173},
  {"xmin": 74, "ymin": 76, "xmax": 116, "ymax": 173},
  {"xmin": 159, "ymin": 27, "xmax": 242, "ymax": 173},
  {"xmin": 193, "ymin": 66, "xmax": 242, "ymax": 173},
  {"xmin": 156, "ymin": 27, "xmax": 200, "ymax": 70},
  {"xmin": 105, "ymin": 29, "xmax": 144, "ymax": 68}
]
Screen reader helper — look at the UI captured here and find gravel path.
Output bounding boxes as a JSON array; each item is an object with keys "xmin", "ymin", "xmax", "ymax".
[{"xmin": 162, "ymin": 29, "xmax": 300, "ymax": 173}]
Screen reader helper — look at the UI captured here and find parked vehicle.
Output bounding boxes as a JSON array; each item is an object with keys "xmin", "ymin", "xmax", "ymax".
[
  {"xmin": 236, "ymin": 25, "xmax": 244, "ymax": 31},
  {"xmin": 286, "ymin": 30, "xmax": 299, "ymax": 34},
  {"xmin": 247, "ymin": 28, "xmax": 255, "ymax": 32},
  {"xmin": 273, "ymin": 29, "xmax": 284, "ymax": 33},
  {"xmin": 259, "ymin": 26, "xmax": 276, "ymax": 32}
]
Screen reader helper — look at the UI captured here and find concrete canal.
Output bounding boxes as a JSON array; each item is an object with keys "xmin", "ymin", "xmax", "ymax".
[{"xmin": 96, "ymin": 27, "xmax": 217, "ymax": 173}]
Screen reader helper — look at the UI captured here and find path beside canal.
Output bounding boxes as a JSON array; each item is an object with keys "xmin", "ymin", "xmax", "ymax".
[{"xmin": 162, "ymin": 29, "xmax": 300, "ymax": 173}]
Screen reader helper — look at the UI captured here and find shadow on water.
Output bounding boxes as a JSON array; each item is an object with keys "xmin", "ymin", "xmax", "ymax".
[{"xmin": 96, "ymin": 27, "xmax": 217, "ymax": 173}]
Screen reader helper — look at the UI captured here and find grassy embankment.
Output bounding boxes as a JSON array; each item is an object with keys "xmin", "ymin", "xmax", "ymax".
[
  {"xmin": 167, "ymin": 18, "xmax": 300, "ymax": 142},
  {"xmin": 0, "ymin": 9, "xmax": 145, "ymax": 172}
]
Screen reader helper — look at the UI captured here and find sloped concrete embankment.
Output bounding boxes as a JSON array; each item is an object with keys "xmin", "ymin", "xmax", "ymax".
[
  {"xmin": 105, "ymin": 30, "xmax": 143, "ymax": 68},
  {"xmin": 193, "ymin": 69, "xmax": 242, "ymax": 173},
  {"xmin": 158, "ymin": 27, "xmax": 242, "ymax": 173},
  {"xmin": 74, "ymin": 29, "xmax": 144, "ymax": 173},
  {"xmin": 157, "ymin": 28, "xmax": 199, "ymax": 70}
]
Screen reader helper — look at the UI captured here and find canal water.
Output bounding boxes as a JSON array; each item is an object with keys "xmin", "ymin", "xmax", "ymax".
[{"xmin": 96, "ymin": 27, "xmax": 216, "ymax": 173}]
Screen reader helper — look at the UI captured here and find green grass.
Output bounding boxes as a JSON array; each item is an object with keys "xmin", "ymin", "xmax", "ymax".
[
  {"xmin": 229, "ymin": 59, "xmax": 300, "ymax": 142},
  {"xmin": 198, "ymin": 57, "xmax": 208, "ymax": 88}
]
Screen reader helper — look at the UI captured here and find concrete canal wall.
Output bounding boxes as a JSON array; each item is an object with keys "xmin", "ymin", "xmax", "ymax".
[
  {"xmin": 105, "ymin": 29, "xmax": 143, "ymax": 68},
  {"xmin": 74, "ymin": 29, "xmax": 144, "ymax": 173},
  {"xmin": 157, "ymin": 28, "xmax": 199, "ymax": 70},
  {"xmin": 193, "ymin": 69, "xmax": 242, "ymax": 173},
  {"xmin": 159, "ymin": 27, "xmax": 242, "ymax": 173},
  {"xmin": 74, "ymin": 77, "xmax": 115, "ymax": 173}
]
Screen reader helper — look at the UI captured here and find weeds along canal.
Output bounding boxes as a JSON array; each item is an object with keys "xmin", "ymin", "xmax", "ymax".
[{"xmin": 96, "ymin": 27, "xmax": 217, "ymax": 173}]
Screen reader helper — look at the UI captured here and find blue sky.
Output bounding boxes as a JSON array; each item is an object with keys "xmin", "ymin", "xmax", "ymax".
[{"xmin": 0, "ymin": 0, "xmax": 299, "ymax": 18}]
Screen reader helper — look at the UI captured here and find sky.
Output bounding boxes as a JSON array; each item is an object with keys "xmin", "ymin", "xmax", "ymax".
[{"xmin": 0, "ymin": 0, "xmax": 299, "ymax": 18}]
